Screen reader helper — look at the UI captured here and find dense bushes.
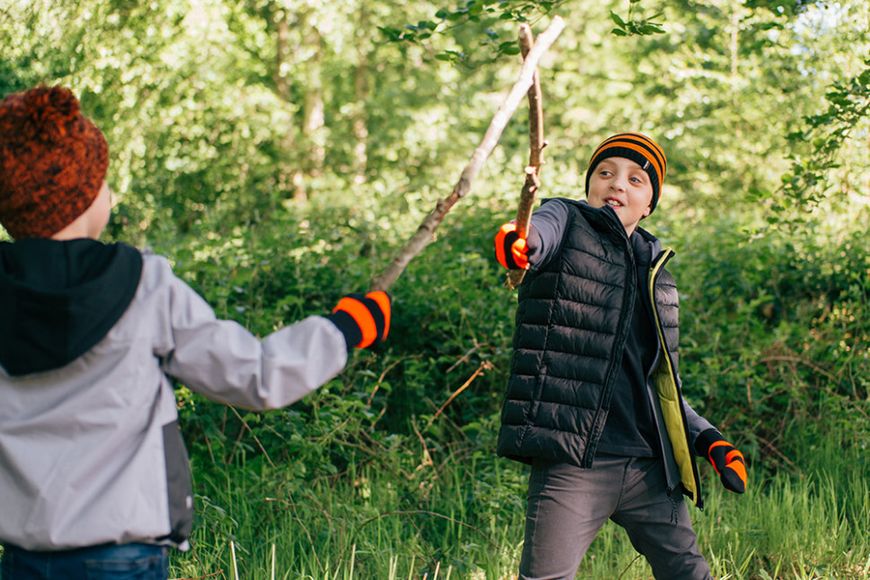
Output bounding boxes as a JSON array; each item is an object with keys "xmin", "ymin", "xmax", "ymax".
[
  {"xmin": 145, "ymin": 188, "xmax": 867, "ymax": 576},
  {"xmin": 152, "ymin": 186, "xmax": 867, "ymax": 492},
  {"xmin": 669, "ymin": 210, "xmax": 868, "ymax": 468}
]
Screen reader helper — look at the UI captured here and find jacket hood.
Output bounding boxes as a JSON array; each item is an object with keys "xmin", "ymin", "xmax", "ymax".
[{"xmin": 0, "ymin": 238, "xmax": 142, "ymax": 377}]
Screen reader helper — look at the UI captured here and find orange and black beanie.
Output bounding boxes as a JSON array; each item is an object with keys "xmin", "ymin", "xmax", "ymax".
[
  {"xmin": 584, "ymin": 132, "xmax": 667, "ymax": 213},
  {"xmin": 0, "ymin": 86, "xmax": 108, "ymax": 239}
]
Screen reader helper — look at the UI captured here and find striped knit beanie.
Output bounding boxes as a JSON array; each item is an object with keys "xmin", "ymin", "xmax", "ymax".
[
  {"xmin": 0, "ymin": 86, "xmax": 108, "ymax": 239},
  {"xmin": 584, "ymin": 132, "xmax": 667, "ymax": 213}
]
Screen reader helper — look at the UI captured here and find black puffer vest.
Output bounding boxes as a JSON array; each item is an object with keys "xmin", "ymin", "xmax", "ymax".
[{"xmin": 497, "ymin": 200, "xmax": 686, "ymax": 472}]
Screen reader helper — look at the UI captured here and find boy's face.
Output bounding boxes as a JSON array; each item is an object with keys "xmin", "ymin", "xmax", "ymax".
[{"xmin": 586, "ymin": 156, "xmax": 653, "ymax": 236}]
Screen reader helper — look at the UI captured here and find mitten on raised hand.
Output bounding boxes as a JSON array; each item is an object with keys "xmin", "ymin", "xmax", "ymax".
[
  {"xmin": 327, "ymin": 291, "xmax": 391, "ymax": 351},
  {"xmin": 695, "ymin": 428, "xmax": 747, "ymax": 494},
  {"xmin": 494, "ymin": 222, "xmax": 529, "ymax": 270}
]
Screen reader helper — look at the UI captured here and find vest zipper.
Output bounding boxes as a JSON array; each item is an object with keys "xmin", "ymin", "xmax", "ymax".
[{"xmin": 580, "ymin": 222, "xmax": 635, "ymax": 467}]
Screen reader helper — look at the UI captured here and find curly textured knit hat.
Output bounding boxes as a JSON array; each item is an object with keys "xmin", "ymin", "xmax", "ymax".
[
  {"xmin": 584, "ymin": 132, "xmax": 667, "ymax": 213},
  {"xmin": 0, "ymin": 86, "xmax": 108, "ymax": 239}
]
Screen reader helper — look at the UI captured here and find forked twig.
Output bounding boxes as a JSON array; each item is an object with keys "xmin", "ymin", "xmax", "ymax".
[
  {"xmin": 427, "ymin": 361, "xmax": 493, "ymax": 428},
  {"xmin": 507, "ymin": 23, "xmax": 547, "ymax": 289},
  {"xmin": 371, "ymin": 17, "xmax": 565, "ymax": 291}
]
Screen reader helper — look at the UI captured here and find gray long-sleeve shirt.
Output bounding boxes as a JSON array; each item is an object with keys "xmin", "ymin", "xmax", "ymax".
[{"xmin": 0, "ymin": 250, "xmax": 348, "ymax": 550}]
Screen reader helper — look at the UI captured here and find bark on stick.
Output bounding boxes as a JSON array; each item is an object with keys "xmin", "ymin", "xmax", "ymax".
[
  {"xmin": 507, "ymin": 23, "xmax": 546, "ymax": 290},
  {"xmin": 371, "ymin": 16, "xmax": 565, "ymax": 292}
]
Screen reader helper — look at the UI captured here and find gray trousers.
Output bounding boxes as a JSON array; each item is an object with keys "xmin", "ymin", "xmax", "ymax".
[{"xmin": 519, "ymin": 456, "xmax": 712, "ymax": 580}]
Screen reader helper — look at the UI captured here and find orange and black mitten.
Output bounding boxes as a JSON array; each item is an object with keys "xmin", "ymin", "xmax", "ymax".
[
  {"xmin": 494, "ymin": 222, "xmax": 529, "ymax": 270},
  {"xmin": 695, "ymin": 428, "xmax": 747, "ymax": 494},
  {"xmin": 327, "ymin": 291, "xmax": 391, "ymax": 351}
]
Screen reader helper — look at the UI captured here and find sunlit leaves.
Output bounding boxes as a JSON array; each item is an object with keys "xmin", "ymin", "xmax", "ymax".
[
  {"xmin": 609, "ymin": 1, "xmax": 665, "ymax": 37},
  {"xmin": 767, "ymin": 61, "xmax": 870, "ymax": 224},
  {"xmin": 380, "ymin": 0, "xmax": 566, "ymax": 65}
]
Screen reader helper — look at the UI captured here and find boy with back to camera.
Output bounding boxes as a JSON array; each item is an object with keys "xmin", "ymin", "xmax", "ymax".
[
  {"xmin": 493, "ymin": 133, "xmax": 748, "ymax": 579},
  {"xmin": 0, "ymin": 85, "xmax": 391, "ymax": 578}
]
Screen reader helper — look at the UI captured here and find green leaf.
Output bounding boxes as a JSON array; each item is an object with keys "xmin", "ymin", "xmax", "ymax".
[
  {"xmin": 378, "ymin": 26, "xmax": 404, "ymax": 41},
  {"xmin": 638, "ymin": 22, "xmax": 666, "ymax": 35},
  {"xmin": 610, "ymin": 10, "xmax": 627, "ymax": 27}
]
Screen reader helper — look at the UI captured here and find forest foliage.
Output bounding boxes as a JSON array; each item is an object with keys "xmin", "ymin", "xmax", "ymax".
[{"xmin": 1, "ymin": 0, "xmax": 867, "ymax": 574}]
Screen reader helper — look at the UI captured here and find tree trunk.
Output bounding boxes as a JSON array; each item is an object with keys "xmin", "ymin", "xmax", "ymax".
[
  {"xmin": 275, "ymin": 9, "xmax": 290, "ymax": 101},
  {"xmin": 274, "ymin": 8, "xmax": 296, "ymax": 201},
  {"xmin": 291, "ymin": 10, "xmax": 325, "ymax": 201},
  {"xmin": 352, "ymin": 5, "xmax": 369, "ymax": 184}
]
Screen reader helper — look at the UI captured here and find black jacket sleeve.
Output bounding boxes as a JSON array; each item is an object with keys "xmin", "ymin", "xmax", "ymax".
[{"xmin": 527, "ymin": 198, "xmax": 570, "ymax": 271}]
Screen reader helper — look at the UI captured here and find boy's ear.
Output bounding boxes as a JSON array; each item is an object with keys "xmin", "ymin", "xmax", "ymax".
[{"xmin": 642, "ymin": 189, "xmax": 654, "ymax": 218}]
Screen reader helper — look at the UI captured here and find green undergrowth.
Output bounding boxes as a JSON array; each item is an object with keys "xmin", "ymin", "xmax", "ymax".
[
  {"xmin": 169, "ymin": 426, "xmax": 868, "ymax": 579},
  {"xmin": 156, "ymin": 191, "xmax": 867, "ymax": 579}
]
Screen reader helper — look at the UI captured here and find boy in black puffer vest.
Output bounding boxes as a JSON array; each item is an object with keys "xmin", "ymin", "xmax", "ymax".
[{"xmin": 494, "ymin": 132, "xmax": 746, "ymax": 579}]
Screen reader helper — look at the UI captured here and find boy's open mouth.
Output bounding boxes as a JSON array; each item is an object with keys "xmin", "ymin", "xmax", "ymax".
[{"xmin": 604, "ymin": 197, "xmax": 624, "ymax": 208}]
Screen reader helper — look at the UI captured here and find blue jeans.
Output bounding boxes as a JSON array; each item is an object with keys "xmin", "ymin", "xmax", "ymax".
[{"xmin": 0, "ymin": 543, "xmax": 168, "ymax": 580}]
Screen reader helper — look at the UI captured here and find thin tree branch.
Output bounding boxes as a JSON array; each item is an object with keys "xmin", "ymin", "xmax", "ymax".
[
  {"xmin": 427, "ymin": 360, "xmax": 493, "ymax": 428},
  {"xmin": 758, "ymin": 355, "xmax": 838, "ymax": 383},
  {"xmin": 228, "ymin": 406, "xmax": 276, "ymax": 468},
  {"xmin": 520, "ymin": 23, "xmax": 545, "ymax": 173},
  {"xmin": 445, "ymin": 341, "xmax": 480, "ymax": 373},
  {"xmin": 371, "ymin": 17, "xmax": 565, "ymax": 291},
  {"xmin": 507, "ymin": 23, "xmax": 547, "ymax": 289}
]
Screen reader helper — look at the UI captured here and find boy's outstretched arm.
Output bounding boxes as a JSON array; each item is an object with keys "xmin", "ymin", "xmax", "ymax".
[
  {"xmin": 494, "ymin": 198, "xmax": 570, "ymax": 273},
  {"xmin": 151, "ymin": 256, "xmax": 389, "ymax": 411}
]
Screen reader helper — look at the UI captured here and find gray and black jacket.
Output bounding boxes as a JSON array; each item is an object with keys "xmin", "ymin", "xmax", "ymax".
[
  {"xmin": 0, "ymin": 239, "xmax": 348, "ymax": 550},
  {"xmin": 497, "ymin": 198, "xmax": 714, "ymax": 507}
]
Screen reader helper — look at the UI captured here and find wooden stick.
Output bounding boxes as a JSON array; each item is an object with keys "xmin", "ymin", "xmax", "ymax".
[
  {"xmin": 371, "ymin": 17, "xmax": 565, "ymax": 291},
  {"xmin": 507, "ymin": 23, "xmax": 547, "ymax": 289},
  {"xmin": 427, "ymin": 360, "xmax": 493, "ymax": 427}
]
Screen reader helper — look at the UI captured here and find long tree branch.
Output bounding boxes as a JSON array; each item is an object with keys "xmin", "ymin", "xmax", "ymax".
[
  {"xmin": 371, "ymin": 16, "xmax": 565, "ymax": 291},
  {"xmin": 507, "ymin": 23, "xmax": 546, "ymax": 290}
]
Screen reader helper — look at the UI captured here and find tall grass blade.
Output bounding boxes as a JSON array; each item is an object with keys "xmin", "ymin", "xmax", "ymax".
[{"xmin": 230, "ymin": 540, "xmax": 239, "ymax": 580}]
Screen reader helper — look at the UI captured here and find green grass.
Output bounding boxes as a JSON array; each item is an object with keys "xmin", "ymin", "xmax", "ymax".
[{"xmin": 169, "ymin": 430, "xmax": 869, "ymax": 579}]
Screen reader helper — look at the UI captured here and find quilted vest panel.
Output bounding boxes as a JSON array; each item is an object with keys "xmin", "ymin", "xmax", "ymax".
[
  {"xmin": 497, "ymin": 202, "xmax": 683, "ymax": 469},
  {"xmin": 497, "ymin": 203, "xmax": 633, "ymax": 466}
]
